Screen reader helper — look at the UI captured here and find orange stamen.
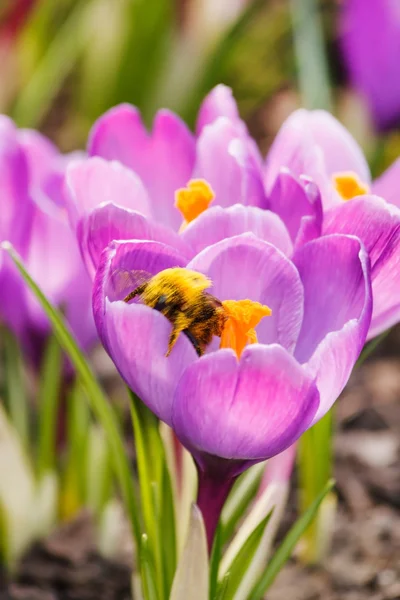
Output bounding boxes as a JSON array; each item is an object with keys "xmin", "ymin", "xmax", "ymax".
[
  {"xmin": 333, "ymin": 171, "xmax": 369, "ymax": 201},
  {"xmin": 175, "ymin": 179, "xmax": 215, "ymax": 231},
  {"xmin": 220, "ymin": 299, "xmax": 272, "ymax": 358}
]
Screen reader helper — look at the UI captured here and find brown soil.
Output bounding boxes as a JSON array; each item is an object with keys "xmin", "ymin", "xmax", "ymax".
[{"xmin": 2, "ymin": 329, "xmax": 400, "ymax": 600}]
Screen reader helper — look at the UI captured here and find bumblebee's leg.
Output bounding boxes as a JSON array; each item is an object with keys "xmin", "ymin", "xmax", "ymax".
[
  {"xmin": 123, "ymin": 283, "xmax": 147, "ymax": 303},
  {"xmin": 183, "ymin": 330, "xmax": 203, "ymax": 356},
  {"xmin": 166, "ymin": 313, "xmax": 192, "ymax": 357}
]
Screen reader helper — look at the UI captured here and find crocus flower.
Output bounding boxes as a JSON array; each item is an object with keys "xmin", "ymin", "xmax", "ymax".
[
  {"xmin": 263, "ymin": 107, "xmax": 400, "ymax": 340},
  {"xmin": 93, "ymin": 232, "xmax": 372, "ymax": 546},
  {"xmin": 65, "ymin": 97, "xmax": 293, "ymax": 277},
  {"xmin": 339, "ymin": 0, "xmax": 400, "ymax": 131},
  {"xmin": 0, "ymin": 116, "xmax": 96, "ymax": 363}
]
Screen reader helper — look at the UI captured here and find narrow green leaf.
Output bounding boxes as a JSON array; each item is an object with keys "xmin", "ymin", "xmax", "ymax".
[
  {"xmin": 37, "ymin": 333, "xmax": 62, "ymax": 477},
  {"xmin": 2, "ymin": 328, "xmax": 29, "ymax": 450},
  {"xmin": 66, "ymin": 382, "xmax": 91, "ymax": 504},
  {"xmin": 209, "ymin": 523, "xmax": 223, "ymax": 600},
  {"xmin": 3, "ymin": 243, "xmax": 140, "ymax": 547},
  {"xmin": 159, "ymin": 462, "xmax": 177, "ymax": 597},
  {"xmin": 297, "ymin": 410, "xmax": 334, "ymax": 563},
  {"xmin": 221, "ymin": 463, "xmax": 264, "ymax": 545},
  {"xmin": 250, "ymin": 480, "xmax": 335, "ymax": 598},
  {"xmin": 130, "ymin": 395, "xmax": 163, "ymax": 597},
  {"xmin": 220, "ymin": 512, "xmax": 272, "ymax": 600},
  {"xmin": 130, "ymin": 391, "xmax": 177, "ymax": 599},
  {"xmin": 214, "ymin": 573, "xmax": 230, "ymax": 600},
  {"xmin": 140, "ymin": 534, "xmax": 160, "ymax": 600}
]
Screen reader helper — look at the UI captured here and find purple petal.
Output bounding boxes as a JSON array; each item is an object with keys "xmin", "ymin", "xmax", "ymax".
[
  {"xmin": 93, "ymin": 240, "xmax": 196, "ymax": 423},
  {"xmin": 372, "ymin": 158, "xmax": 400, "ymax": 208},
  {"xmin": 93, "ymin": 239, "xmax": 188, "ymax": 343},
  {"xmin": 88, "ymin": 104, "xmax": 195, "ymax": 230},
  {"xmin": 172, "ymin": 344, "xmax": 319, "ymax": 462},
  {"xmin": 181, "ymin": 204, "xmax": 293, "ymax": 256},
  {"xmin": 265, "ymin": 109, "xmax": 370, "ymax": 208},
  {"xmin": 65, "ymin": 157, "xmax": 151, "ymax": 229},
  {"xmin": 104, "ymin": 302, "xmax": 197, "ymax": 425},
  {"xmin": 339, "ymin": 0, "xmax": 400, "ymax": 131},
  {"xmin": 267, "ymin": 169, "xmax": 322, "ymax": 247},
  {"xmin": 188, "ymin": 234, "xmax": 304, "ymax": 352},
  {"xmin": 0, "ymin": 116, "xmax": 32, "ymax": 251},
  {"xmin": 18, "ymin": 129, "xmax": 58, "ymax": 191},
  {"xmin": 79, "ymin": 202, "xmax": 192, "ymax": 278},
  {"xmin": 194, "ymin": 117, "xmax": 266, "ymax": 209},
  {"xmin": 294, "ymin": 235, "xmax": 372, "ymax": 422},
  {"xmin": 324, "ymin": 195, "xmax": 400, "ymax": 337},
  {"xmin": 196, "ymin": 84, "xmax": 243, "ymax": 135}
]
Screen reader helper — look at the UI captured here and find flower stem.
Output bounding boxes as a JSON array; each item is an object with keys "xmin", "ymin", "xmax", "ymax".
[{"xmin": 196, "ymin": 467, "xmax": 235, "ymax": 552}]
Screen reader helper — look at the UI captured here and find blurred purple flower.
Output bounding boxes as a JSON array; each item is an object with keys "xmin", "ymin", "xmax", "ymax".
[
  {"xmin": 0, "ymin": 116, "xmax": 96, "ymax": 363},
  {"xmin": 339, "ymin": 0, "xmax": 400, "ymax": 131},
  {"xmin": 93, "ymin": 233, "xmax": 371, "ymax": 544}
]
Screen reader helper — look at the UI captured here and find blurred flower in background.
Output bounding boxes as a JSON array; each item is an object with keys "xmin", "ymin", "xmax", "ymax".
[
  {"xmin": 339, "ymin": 0, "xmax": 400, "ymax": 131},
  {"xmin": 0, "ymin": 116, "xmax": 96, "ymax": 366}
]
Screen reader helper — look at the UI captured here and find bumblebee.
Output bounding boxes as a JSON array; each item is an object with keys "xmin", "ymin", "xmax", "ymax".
[{"xmin": 123, "ymin": 267, "xmax": 227, "ymax": 356}]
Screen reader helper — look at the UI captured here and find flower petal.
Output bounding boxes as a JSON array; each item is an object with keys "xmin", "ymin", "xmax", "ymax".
[
  {"xmin": 196, "ymin": 84, "xmax": 243, "ymax": 135},
  {"xmin": 104, "ymin": 302, "xmax": 197, "ymax": 425},
  {"xmin": 195, "ymin": 117, "xmax": 266, "ymax": 209},
  {"xmin": 172, "ymin": 344, "xmax": 319, "ymax": 462},
  {"xmin": 181, "ymin": 204, "xmax": 293, "ymax": 256},
  {"xmin": 79, "ymin": 203, "xmax": 191, "ymax": 278},
  {"xmin": 0, "ymin": 116, "xmax": 32, "ymax": 251},
  {"xmin": 265, "ymin": 109, "xmax": 370, "ymax": 208},
  {"xmin": 372, "ymin": 158, "xmax": 400, "ymax": 208},
  {"xmin": 65, "ymin": 156, "xmax": 151, "ymax": 229},
  {"xmin": 324, "ymin": 195, "xmax": 400, "ymax": 337},
  {"xmin": 93, "ymin": 239, "xmax": 188, "ymax": 343},
  {"xmin": 293, "ymin": 234, "xmax": 372, "ymax": 422},
  {"xmin": 88, "ymin": 104, "xmax": 195, "ymax": 230},
  {"xmin": 339, "ymin": 0, "xmax": 400, "ymax": 131},
  {"xmin": 267, "ymin": 169, "xmax": 322, "ymax": 247},
  {"xmin": 188, "ymin": 234, "xmax": 304, "ymax": 352}
]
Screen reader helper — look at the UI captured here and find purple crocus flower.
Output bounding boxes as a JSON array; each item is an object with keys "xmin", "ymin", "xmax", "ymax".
[
  {"xmin": 93, "ymin": 233, "xmax": 372, "ymax": 546},
  {"xmin": 65, "ymin": 93, "xmax": 294, "ymax": 277},
  {"xmin": 0, "ymin": 116, "xmax": 97, "ymax": 363},
  {"xmin": 339, "ymin": 0, "xmax": 400, "ymax": 131},
  {"xmin": 262, "ymin": 107, "xmax": 400, "ymax": 340}
]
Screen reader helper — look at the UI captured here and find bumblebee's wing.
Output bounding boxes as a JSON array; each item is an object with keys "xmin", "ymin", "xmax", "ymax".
[{"xmin": 108, "ymin": 268, "xmax": 151, "ymax": 303}]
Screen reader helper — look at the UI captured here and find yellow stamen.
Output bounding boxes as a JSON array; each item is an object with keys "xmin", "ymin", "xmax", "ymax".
[
  {"xmin": 220, "ymin": 299, "xmax": 272, "ymax": 358},
  {"xmin": 333, "ymin": 171, "xmax": 370, "ymax": 201},
  {"xmin": 175, "ymin": 179, "xmax": 215, "ymax": 231}
]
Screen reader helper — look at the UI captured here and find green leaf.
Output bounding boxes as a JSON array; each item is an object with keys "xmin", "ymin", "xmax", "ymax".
[
  {"xmin": 37, "ymin": 333, "xmax": 62, "ymax": 477},
  {"xmin": 221, "ymin": 463, "xmax": 264, "ymax": 545},
  {"xmin": 219, "ymin": 511, "xmax": 272, "ymax": 600},
  {"xmin": 209, "ymin": 523, "xmax": 223, "ymax": 600},
  {"xmin": 3, "ymin": 243, "xmax": 140, "ymax": 547},
  {"xmin": 297, "ymin": 410, "xmax": 334, "ymax": 563},
  {"xmin": 130, "ymin": 391, "xmax": 177, "ymax": 600},
  {"xmin": 170, "ymin": 505, "xmax": 209, "ymax": 600},
  {"xmin": 250, "ymin": 479, "xmax": 335, "ymax": 598},
  {"xmin": 140, "ymin": 534, "xmax": 160, "ymax": 600},
  {"xmin": 2, "ymin": 328, "xmax": 30, "ymax": 450}
]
